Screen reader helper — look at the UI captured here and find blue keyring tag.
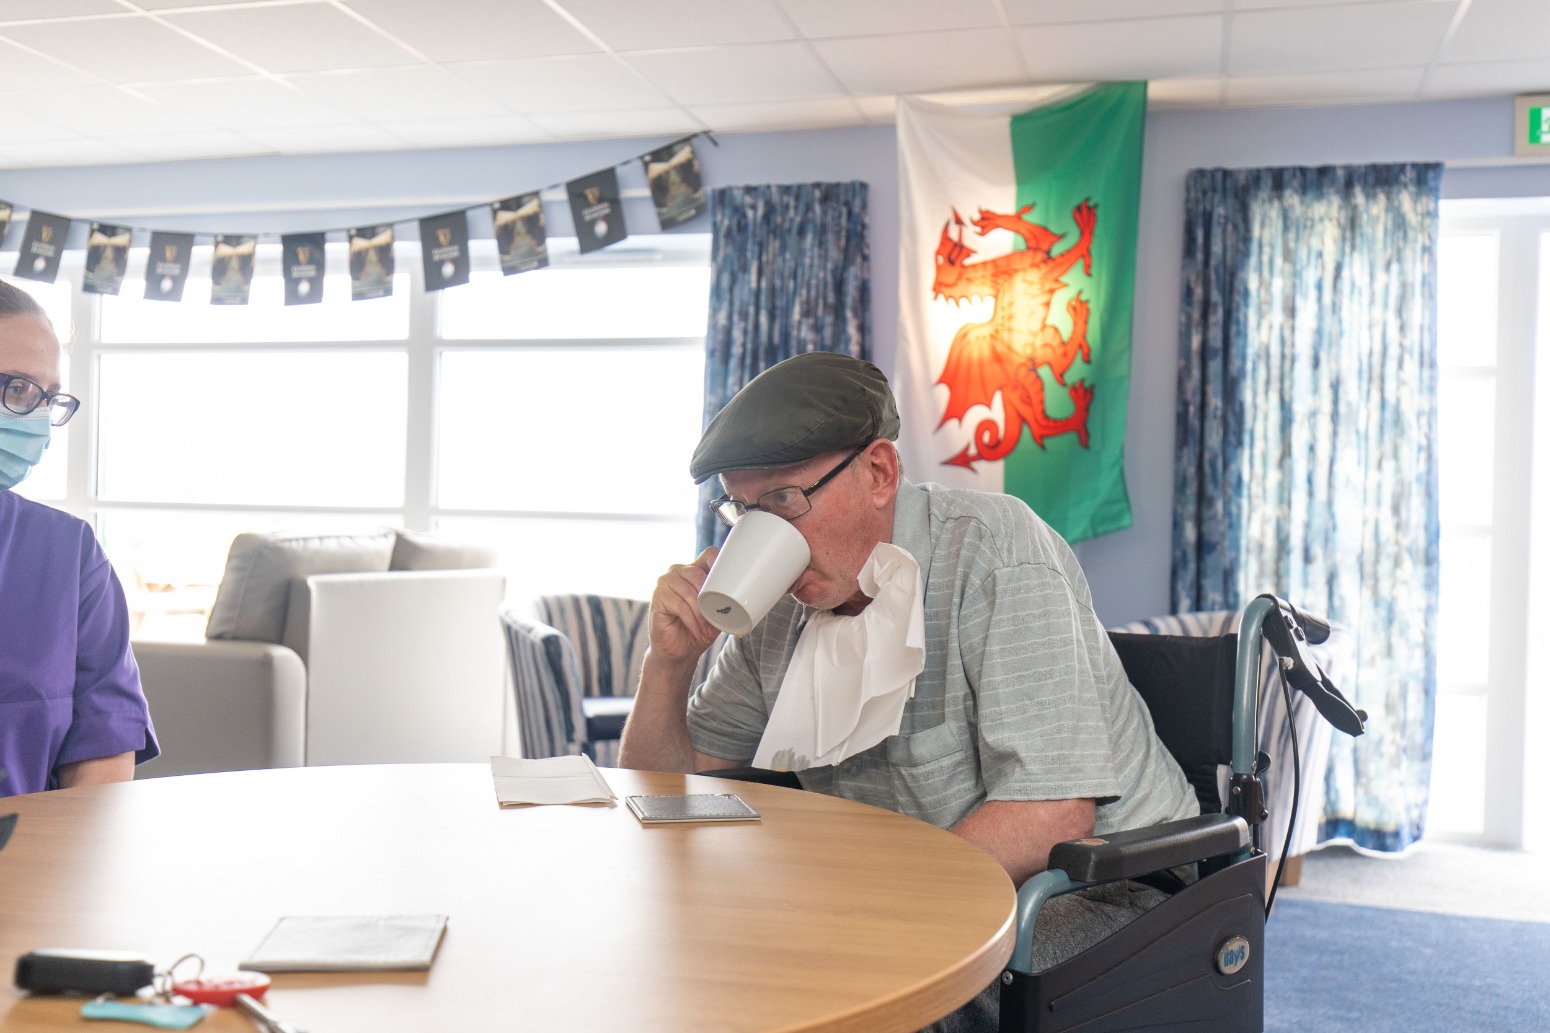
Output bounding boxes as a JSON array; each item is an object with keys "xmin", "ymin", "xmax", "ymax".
[{"xmin": 82, "ymin": 996, "xmax": 210, "ymax": 1029}]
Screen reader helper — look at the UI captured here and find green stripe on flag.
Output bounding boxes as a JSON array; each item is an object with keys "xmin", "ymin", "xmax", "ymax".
[{"xmin": 1002, "ymin": 82, "xmax": 1145, "ymax": 543}]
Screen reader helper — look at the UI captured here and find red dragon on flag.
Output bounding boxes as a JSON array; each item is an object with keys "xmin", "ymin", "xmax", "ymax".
[{"xmin": 931, "ymin": 199, "xmax": 1098, "ymax": 470}]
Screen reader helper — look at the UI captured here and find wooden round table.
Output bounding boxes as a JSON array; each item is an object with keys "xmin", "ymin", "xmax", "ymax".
[{"xmin": 0, "ymin": 765, "xmax": 1015, "ymax": 1032}]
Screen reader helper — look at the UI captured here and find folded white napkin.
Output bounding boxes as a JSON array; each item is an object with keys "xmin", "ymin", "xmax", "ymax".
[
  {"xmin": 754, "ymin": 543, "xmax": 926, "ymax": 771},
  {"xmin": 490, "ymin": 754, "xmax": 616, "ymax": 806}
]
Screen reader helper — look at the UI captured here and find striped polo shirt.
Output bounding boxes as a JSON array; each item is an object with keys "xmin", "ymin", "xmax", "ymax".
[{"xmin": 687, "ymin": 479, "xmax": 1199, "ymax": 834}]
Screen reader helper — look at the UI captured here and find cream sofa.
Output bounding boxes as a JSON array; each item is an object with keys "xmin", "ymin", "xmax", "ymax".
[{"xmin": 133, "ymin": 529, "xmax": 507, "ymax": 777}]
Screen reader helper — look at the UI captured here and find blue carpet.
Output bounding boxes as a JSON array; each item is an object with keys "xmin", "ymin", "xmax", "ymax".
[{"xmin": 1266, "ymin": 898, "xmax": 1550, "ymax": 1032}]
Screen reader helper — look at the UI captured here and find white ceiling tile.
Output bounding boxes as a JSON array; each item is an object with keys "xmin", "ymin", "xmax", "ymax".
[
  {"xmin": 239, "ymin": 121, "xmax": 410, "ymax": 155},
  {"xmin": 812, "ymin": 29, "xmax": 1026, "ymax": 94},
  {"xmin": 0, "ymin": 0, "xmax": 1541, "ymax": 167},
  {"xmin": 0, "ymin": 105, "xmax": 82, "ymax": 143},
  {"xmin": 1424, "ymin": 59, "xmax": 1550, "ymax": 98},
  {"xmin": 133, "ymin": 78, "xmax": 358, "ymax": 131},
  {"xmin": 374, "ymin": 113, "xmax": 554, "ymax": 147},
  {"xmin": 688, "ymin": 96, "xmax": 865, "ymax": 132},
  {"xmin": 0, "ymin": 37, "xmax": 96, "ymax": 91},
  {"xmin": 776, "ymin": 0, "xmax": 1001, "ymax": 37},
  {"xmin": 131, "ymin": 0, "xmax": 277, "ymax": 8},
  {"xmin": 1225, "ymin": 67, "xmax": 1425, "ymax": 106},
  {"xmin": 623, "ymin": 42, "xmax": 841, "ymax": 105},
  {"xmin": 448, "ymin": 54, "xmax": 672, "ymax": 113},
  {"xmin": 1, "ymin": 15, "xmax": 254, "ymax": 83},
  {"xmin": 0, "ymin": 1, "xmax": 124, "ymax": 19},
  {"xmin": 1229, "ymin": 3, "xmax": 1456, "ymax": 75},
  {"xmin": 0, "ymin": 137, "xmax": 141, "ymax": 166},
  {"xmin": 108, "ymin": 130, "xmax": 274, "ymax": 162},
  {"xmin": 524, "ymin": 106, "xmax": 703, "ymax": 140},
  {"xmin": 6, "ymin": 86, "xmax": 214, "ymax": 136},
  {"xmin": 1004, "ymin": 0, "xmax": 1224, "ymax": 24},
  {"xmin": 343, "ymin": 0, "xmax": 600, "ymax": 61},
  {"xmin": 1014, "ymin": 16, "xmax": 1223, "ymax": 80},
  {"xmin": 162, "ymin": 5, "xmax": 422, "ymax": 75},
  {"xmin": 286, "ymin": 66, "xmax": 515, "ymax": 121},
  {"xmin": 1147, "ymin": 77, "xmax": 1226, "ymax": 110},
  {"xmin": 1440, "ymin": 0, "xmax": 1550, "ymax": 65},
  {"xmin": 557, "ymin": 0, "xmax": 796, "ymax": 50}
]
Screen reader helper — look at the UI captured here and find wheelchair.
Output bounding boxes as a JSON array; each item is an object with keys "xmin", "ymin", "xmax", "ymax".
[{"xmin": 999, "ymin": 594, "xmax": 1367, "ymax": 1033}]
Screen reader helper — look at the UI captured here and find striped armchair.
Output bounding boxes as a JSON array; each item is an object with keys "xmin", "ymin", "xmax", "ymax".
[
  {"xmin": 501, "ymin": 595, "xmax": 650, "ymax": 766},
  {"xmin": 501, "ymin": 593, "xmax": 732, "ymax": 767},
  {"xmin": 1109, "ymin": 609, "xmax": 1346, "ymax": 880}
]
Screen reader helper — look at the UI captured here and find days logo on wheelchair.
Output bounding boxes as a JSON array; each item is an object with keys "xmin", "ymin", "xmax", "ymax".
[{"xmin": 1215, "ymin": 935, "xmax": 1251, "ymax": 975}]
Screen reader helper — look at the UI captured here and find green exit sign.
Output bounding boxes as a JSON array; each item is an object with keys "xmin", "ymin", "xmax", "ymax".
[{"xmin": 1515, "ymin": 94, "xmax": 1550, "ymax": 155}]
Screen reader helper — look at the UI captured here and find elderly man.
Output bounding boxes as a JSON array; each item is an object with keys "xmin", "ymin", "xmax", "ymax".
[{"xmin": 620, "ymin": 352, "xmax": 1196, "ymax": 1029}]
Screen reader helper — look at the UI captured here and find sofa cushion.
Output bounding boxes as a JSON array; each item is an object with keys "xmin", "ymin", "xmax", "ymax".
[
  {"xmin": 205, "ymin": 529, "xmax": 395, "ymax": 643},
  {"xmin": 388, "ymin": 529, "xmax": 498, "ymax": 571}
]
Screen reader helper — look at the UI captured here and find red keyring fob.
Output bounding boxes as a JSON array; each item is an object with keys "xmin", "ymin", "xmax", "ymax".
[{"xmin": 172, "ymin": 972, "xmax": 271, "ymax": 1007}]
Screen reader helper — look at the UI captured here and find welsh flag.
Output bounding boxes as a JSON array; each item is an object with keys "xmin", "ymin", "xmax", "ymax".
[{"xmin": 895, "ymin": 83, "xmax": 1146, "ymax": 543}]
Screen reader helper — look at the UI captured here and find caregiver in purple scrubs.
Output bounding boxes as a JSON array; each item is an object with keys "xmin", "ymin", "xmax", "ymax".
[{"xmin": 0, "ymin": 279, "xmax": 157, "ymax": 797}]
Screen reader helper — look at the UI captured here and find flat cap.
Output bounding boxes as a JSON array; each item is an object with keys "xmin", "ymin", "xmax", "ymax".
[{"xmin": 690, "ymin": 352, "xmax": 900, "ymax": 484}]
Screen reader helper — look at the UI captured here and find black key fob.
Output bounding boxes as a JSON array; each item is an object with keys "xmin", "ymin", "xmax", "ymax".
[{"xmin": 14, "ymin": 949, "xmax": 156, "ymax": 996}]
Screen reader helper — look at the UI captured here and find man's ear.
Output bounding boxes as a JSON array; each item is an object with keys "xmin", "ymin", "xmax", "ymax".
[{"xmin": 864, "ymin": 440, "xmax": 901, "ymax": 506}]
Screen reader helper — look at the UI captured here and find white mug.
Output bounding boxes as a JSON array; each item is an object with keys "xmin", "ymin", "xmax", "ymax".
[{"xmin": 697, "ymin": 511, "xmax": 811, "ymax": 636}]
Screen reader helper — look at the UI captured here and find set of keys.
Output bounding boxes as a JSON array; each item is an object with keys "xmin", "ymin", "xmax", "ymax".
[{"xmin": 14, "ymin": 949, "xmax": 309, "ymax": 1031}]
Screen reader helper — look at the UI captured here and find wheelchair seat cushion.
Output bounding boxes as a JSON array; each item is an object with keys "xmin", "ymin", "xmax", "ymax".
[{"xmin": 1107, "ymin": 632, "xmax": 1238, "ymax": 814}]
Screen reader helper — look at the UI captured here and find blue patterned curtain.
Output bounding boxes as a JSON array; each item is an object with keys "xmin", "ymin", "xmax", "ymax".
[
  {"xmin": 696, "ymin": 181, "xmax": 871, "ymax": 551},
  {"xmin": 1174, "ymin": 163, "xmax": 1442, "ymax": 852}
]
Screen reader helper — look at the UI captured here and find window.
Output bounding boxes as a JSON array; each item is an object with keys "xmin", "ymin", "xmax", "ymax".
[
  {"xmin": 4, "ymin": 232, "xmax": 710, "ymax": 638},
  {"xmin": 1431, "ymin": 201, "xmax": 1550, "ymax": 851},
  {"xmin": 432, "ymin": 238, "xmax": 709, "ymax": 600},
  {"xmin": 1430, "ymin": 229, "xmax": 1497, "ymax": 838}
]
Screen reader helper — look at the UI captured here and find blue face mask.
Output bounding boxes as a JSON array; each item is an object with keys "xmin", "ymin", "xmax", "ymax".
[{"xmin": 0, "ymin": 411, "xmax": 51, "ymax": 490}]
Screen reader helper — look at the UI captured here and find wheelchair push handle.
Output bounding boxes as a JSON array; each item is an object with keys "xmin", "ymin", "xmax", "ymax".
[
  {"xmin": 1286, "ymin": 600, "xmax": 1330, "ymax": 645},
  {"xmin": 1241, "ymin": 595, "xmax": 1366, "ymax": 741}
]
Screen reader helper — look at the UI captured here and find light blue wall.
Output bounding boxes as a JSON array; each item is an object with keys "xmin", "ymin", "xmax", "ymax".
[{"xmin": 4, "ymin": 97, "xmax": 1546, "ymax": 621}]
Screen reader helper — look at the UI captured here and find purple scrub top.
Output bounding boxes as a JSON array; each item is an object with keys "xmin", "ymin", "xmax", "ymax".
[{"xmin": 0, "ymin": 489, "xmax": 158, "ymax": 797}]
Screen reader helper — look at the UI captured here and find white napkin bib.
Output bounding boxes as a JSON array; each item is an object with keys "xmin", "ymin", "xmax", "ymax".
[{"xmin": 753, "ymin": 543, "xmax": 926, "ymax": 771}]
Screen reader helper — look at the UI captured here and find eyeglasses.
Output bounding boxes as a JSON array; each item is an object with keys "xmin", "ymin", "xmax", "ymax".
[
  {"xmin": 1, "ymin": 372, "xmax": 79, "ymax": 426},
  {"xmin": 710, "ymin": 444, "xmax": 868, "ymax": 527}
]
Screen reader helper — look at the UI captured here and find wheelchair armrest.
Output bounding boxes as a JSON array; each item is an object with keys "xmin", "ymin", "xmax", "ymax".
[{"xmin": 1047, "ymin": 814, "xmax": 1251, "ymax": 885}]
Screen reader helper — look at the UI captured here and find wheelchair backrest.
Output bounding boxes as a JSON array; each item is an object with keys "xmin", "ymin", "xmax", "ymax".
[{"xmin": 1108, "ymin": 632, "xmax": 1239, "ymax": 815}]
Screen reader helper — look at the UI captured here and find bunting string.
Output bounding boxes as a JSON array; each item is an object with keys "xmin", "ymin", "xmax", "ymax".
[{"xmin": 0, "ymin": 133, "xmax": 713, "ymax": 306}]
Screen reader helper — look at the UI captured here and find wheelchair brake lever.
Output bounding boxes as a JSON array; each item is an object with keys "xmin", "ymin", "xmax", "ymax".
[{"xmin": 1261, "ymin": 599, "xmax": 1367, "ymax": 738}]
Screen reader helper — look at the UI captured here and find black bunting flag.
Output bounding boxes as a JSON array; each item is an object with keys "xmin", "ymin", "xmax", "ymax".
[
  {"xmin": 566, "ymin": 167, "xmax": 627, "ymax": 254},
  {"xmin": 211, "ymin": 235, "xmax": 257, "ymax": 306},
  {"xmin": 14, "ymin": 211, "xmax": 71, "ymax": 284},
  {"xmin": 82, "ymin": 223, "xmax": 132, "ymax": 296},
  {"xmin": 144, "ymin": 231, "xmax": 194, "ymax": 303},
  {"xmin": 282, "ymin": 232, "xmax": 326, "ymax": 306},
  {"xmin": 349, "ymin": 225, "xmax": 395, "ymax": 301},
  {"xmin": 642, "ymin": 139, "xmax": 706, "ymax": 229},
  {"xmin": 491, "ymin": 192, "xmax": 548, "ymax": 275},
  {"xmin": 419, "ymin": 211, "xmax": 470, "ymax": 292}
]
